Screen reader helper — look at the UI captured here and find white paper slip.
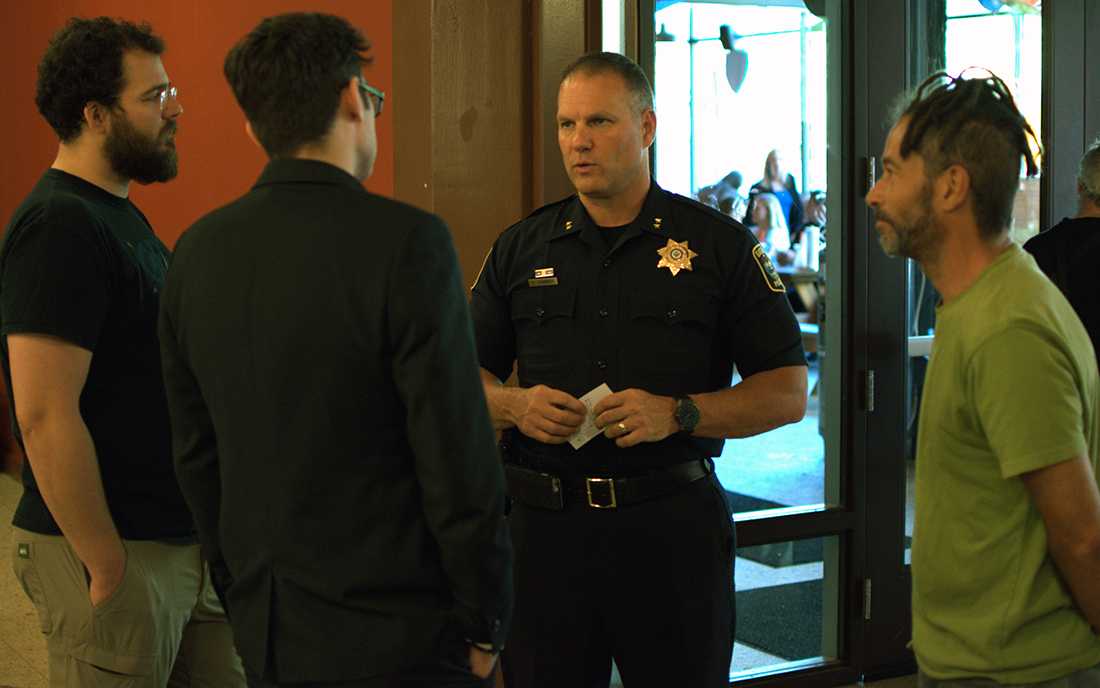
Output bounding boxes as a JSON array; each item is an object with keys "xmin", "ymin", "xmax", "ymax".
[{"xmin": 569, "ymin": 383, "xmax": 613, "ymax": 450}]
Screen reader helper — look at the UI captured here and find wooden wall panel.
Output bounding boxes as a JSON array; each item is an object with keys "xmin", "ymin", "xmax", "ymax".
[
  {"xmin": 535, "ymin": 1, "xmax": 588, "ymax": 208},
  {"xmin": 394, "ymin": 1, "xmax": 531, "ymax": 289},
  {"xmin": 432, "ymin": 0, "xmax": 529, "ymax": 287}
]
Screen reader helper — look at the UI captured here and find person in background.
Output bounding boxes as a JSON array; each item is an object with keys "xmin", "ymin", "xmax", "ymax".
[
  {"xmin": 698, "ymin": 169, "xmax": 748, "ymax": 220},
  {"xmin": 798, "ymin": 190, "xmax": 827, "ymax": 271},
  {"xmin": 1, "ymin": 16, "xmax": 244, "ymax": 686},
  {"xmin": 750, "ymin": 191, "xmax": 793, "ymax": 260},
  {"xmin": 745, "ymin": 148, "xmax": 804, "ymax": 241},
  {"xmin": 804, "ymin": 189, "xmax": 827, "ymax": 232},
  {"xmin": 1024, "ymin": 136, "xmax": 1100, "ymax": 367},
  {"xmin": 866, "ymin": 70, "xmax": 1100, "ymax": 687}
]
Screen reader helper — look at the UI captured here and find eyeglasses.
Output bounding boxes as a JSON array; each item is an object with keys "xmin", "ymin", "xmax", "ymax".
[
  {"xmin": 358, "ymin": 80, "xmax": 385, "ymax": 118},
  {"xmin": 155, "ymin": 85, "xmax": 179, "ymax": 112}
]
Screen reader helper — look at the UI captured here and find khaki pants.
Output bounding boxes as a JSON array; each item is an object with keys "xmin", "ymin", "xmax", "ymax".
[
  {"xmin": 12, "ymin": 527, "xmax": 245, "ymax": 688},
  {"xmin": 918, "ymin": 665, "xmax": 1100, "ymax": 688}
]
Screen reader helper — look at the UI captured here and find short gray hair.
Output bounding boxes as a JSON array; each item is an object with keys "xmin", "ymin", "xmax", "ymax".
[
  {"xmin": 560, "ymin": 51, "xmax": 654, "ymax": 115},
  {"xmin": 1079, "ymin": 136, "xmax": 1100, "ymax": 204}
]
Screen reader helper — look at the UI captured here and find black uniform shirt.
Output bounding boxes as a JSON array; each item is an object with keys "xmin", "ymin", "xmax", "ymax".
[
  {"xmin": 471, "ymin": 181, "xmax": 805, "ymax": 475},
  {"xmin": 1023, "ymin": 216, "xmax": 1100, "ymax": 369}
]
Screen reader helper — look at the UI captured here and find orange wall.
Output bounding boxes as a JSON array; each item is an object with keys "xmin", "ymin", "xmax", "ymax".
[{"xmin": 0, "ymin": 1, "xmax": 393, "ymax": 249}]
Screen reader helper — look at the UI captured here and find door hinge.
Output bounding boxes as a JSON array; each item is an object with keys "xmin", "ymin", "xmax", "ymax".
[
  {"xmin": 862, "ymin": 369, "xmax": 875, "ymax": 412},
  {"xmin": 863, "ymin": 578, "xmax": 873, "ymax": 620},
  {"xmin": 865, "ymin": 155, "xmax": 877, "ymax": 195}
]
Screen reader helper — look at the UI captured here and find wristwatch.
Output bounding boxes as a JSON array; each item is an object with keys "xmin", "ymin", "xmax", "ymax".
[{"xmin": 674, "ymin": 396, "xmax": 700, "ymax": 434}]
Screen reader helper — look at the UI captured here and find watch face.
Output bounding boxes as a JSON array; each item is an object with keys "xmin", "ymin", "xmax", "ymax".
[{"xmin": 677, "ymin": 397, "xmax": 700, "ymax": 432}]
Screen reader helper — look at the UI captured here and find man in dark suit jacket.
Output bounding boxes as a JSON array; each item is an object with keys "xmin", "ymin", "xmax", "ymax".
[{"xmin": 158, "ymin": 13, "xmax": 512, "ymax": 687}]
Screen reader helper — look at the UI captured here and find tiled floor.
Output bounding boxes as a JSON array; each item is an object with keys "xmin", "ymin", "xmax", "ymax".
[{"xmin": 0, "ymin": 473, "xmax": 914, "ymax": 688}]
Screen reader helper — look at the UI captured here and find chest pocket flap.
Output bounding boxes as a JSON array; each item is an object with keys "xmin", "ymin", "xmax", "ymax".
[
  {"xmin": 511, "ymin": 285, "xmax": 576, "ymax": 325},
  {"xmin": 627, "ymin": 294, "xmax": 716, "ymax": 331}
]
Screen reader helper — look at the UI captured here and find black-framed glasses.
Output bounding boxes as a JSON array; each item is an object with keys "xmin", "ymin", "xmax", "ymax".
[{"xmin": 358, "ymin": 80, "xmax": 385, "ymax": 118}]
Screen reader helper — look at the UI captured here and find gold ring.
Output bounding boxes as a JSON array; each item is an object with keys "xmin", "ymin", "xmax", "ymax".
[{"xmin": 617, "ymin": 422, "xmax": 628, "ymax": 433}]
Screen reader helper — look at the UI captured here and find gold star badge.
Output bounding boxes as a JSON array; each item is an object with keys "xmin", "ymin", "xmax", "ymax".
[{"xmin": 656, "ymin": 238, "xmax": 698, "ymax": 276}]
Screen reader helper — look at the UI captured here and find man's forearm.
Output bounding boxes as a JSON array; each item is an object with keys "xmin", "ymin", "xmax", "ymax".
[
  {"xmin": 22, "ymin": 413, "xmax": 124, "ymax": 574},
  {"xmin": 692, "ymin": 365, "xmax": 807, "ymax": 439},
  {"xmin": 1049, "ymin": 537, "xmax": 1100, "ymax": 632},
  {"xmin": 480, "ymin": 368, "xmax": 519, "ymax": 430}
]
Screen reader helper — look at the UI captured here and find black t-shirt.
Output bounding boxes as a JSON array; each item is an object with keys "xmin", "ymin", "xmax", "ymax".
[
  {"xmin": 471, "ymin": 181, "xmax": 805, "ymax": 475},
  {"xmin": 1023, "ymin": 216, "xmax": 1100, "ymax": 369},
  {"xmin": 0, "ymin": 169, "xmax": 194, "ymax": 538}
]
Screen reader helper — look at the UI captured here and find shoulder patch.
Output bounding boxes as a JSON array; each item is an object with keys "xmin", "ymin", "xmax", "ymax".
[{"xmin": 752, "ymin": 244, "xmax": 786, "ymax": 293}]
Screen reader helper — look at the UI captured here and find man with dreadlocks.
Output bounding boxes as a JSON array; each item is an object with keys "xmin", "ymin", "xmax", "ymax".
[{"xmin": 867, "ymin": 72, "xmax": 1100, "ymax": 687}]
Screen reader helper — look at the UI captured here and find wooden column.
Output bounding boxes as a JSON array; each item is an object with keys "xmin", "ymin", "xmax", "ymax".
[{"xmin": 393, "ymin": 0, "xmax": 533, "ymax": 287}]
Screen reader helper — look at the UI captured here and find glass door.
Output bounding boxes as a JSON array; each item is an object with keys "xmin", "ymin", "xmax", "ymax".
[{"xmin": 645, "ymin": 1, "xmax": 856, "ymax": 684}]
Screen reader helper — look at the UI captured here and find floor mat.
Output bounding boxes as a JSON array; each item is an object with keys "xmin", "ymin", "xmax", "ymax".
[{"xmin": 736, "ymin": 579, "xmax": 823, "ymax": 660}]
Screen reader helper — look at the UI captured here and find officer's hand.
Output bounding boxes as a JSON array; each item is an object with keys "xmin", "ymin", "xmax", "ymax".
[
  {"xmin": 468, "ymin": 646, "xmax": 497, "ymax": 679},
  {"xmin": 512, "ymin": 385, "xmax": 586, "ymax": 444},
  {"xmin": 594, "ymin": 389, "xmax": 678, "ymax": 448}
]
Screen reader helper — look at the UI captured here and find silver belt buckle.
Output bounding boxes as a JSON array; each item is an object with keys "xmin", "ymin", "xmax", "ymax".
[{"xmin": 585, "ymin": 477, "xmax": 618, "ymax": 509}]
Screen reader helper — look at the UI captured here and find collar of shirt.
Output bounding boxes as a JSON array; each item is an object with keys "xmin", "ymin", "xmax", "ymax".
[
  {"xmin": 252, "ymin": 158, "xmax": 365, "ymax": 193},
  {"xmin": 548, "ymin": 179, "xmax": 674, "ymax": 250}
]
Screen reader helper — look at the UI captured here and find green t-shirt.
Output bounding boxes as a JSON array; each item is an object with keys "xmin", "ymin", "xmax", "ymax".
[{"xmin": 913, "ymin": 243, "xmax": 1100, "ymax": 683}]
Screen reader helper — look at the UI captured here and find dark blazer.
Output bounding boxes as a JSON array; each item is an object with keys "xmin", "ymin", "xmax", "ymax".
[{"xmin": 159, "ymin": 159, "xmax": 512, "ymax": 683}]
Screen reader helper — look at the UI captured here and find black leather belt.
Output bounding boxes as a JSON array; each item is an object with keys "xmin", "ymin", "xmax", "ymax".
[{"xmin": 504, "ymin": 459, "xmax": 714, "ymax": 511}]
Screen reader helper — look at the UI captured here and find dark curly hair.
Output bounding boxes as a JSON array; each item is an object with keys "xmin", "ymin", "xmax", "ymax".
[
  {"xmin": 224, "ymin": 13, "xmax": 371, "ymax": 158},
  {"xmin": 896, "ymin": 70, "xmax": 1040, "ymax": 239},
  {"xmin": 36, "ymin": 17, "xmax": 164, "ymax": 143}
]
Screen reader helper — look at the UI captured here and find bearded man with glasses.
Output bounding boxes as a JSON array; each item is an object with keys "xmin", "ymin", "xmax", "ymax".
[{"xmin": 1, "ymin": 16, "xmax": 244, "ymax": 688}]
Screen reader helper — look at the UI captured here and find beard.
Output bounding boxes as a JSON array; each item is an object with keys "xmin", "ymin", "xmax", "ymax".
[
  {"xmin": 874, "ymin": 186, "xmax": 941, "ymax": 261},
  {"xmin": 104, "ymin": 112, "xmax": 178, "ymax": 184}
]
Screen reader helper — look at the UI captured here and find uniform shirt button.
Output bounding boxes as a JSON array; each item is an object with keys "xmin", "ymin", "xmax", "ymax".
[
  {"xmin": 602, "ymin": 259, "xmax": 612, "ymax": 268},
  {"xmin": 599, "ymin": 308, "xmax": 609, "ymax": 317},
  {"xmin": 596, "ymin": 360, "xmax": 608, "ymax": 369},
  {"xmin": 667, "ymin": 309, "xmax": 678, "ymax": 319}
]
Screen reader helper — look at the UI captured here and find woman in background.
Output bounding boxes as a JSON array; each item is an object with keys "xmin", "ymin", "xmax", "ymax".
[
  {"xmin": 750, "ymin": 192, "xmax": 792, "ymax": 257},
  {"xmin": 745, "ymin": 149, "xmax": 804, "ymax": 242}
]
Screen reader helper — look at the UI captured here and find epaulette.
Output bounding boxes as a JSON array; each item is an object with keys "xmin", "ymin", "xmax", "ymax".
[{"xmin": 524, "ymin": 195, "xmax": 576, "ymax": 220}]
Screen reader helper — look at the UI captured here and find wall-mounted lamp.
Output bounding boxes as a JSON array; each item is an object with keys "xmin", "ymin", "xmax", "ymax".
[
  {"xmin": 979, "ymin": 0, "xmax": 1041, "ymax": 12},
  {"xmin": 719, "ymin": 25, "xmax": 750, "ymax": 92}
]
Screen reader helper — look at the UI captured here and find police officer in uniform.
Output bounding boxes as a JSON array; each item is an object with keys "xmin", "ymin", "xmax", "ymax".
[{"xmin": 471, "ymin": 52, "xmax": 807, "ymax": 688}]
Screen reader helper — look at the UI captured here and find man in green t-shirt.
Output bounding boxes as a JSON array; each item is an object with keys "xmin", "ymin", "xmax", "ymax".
[{"xmin": 866, "ymin": 71, "xmax": 1100, "ymax": 686}]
